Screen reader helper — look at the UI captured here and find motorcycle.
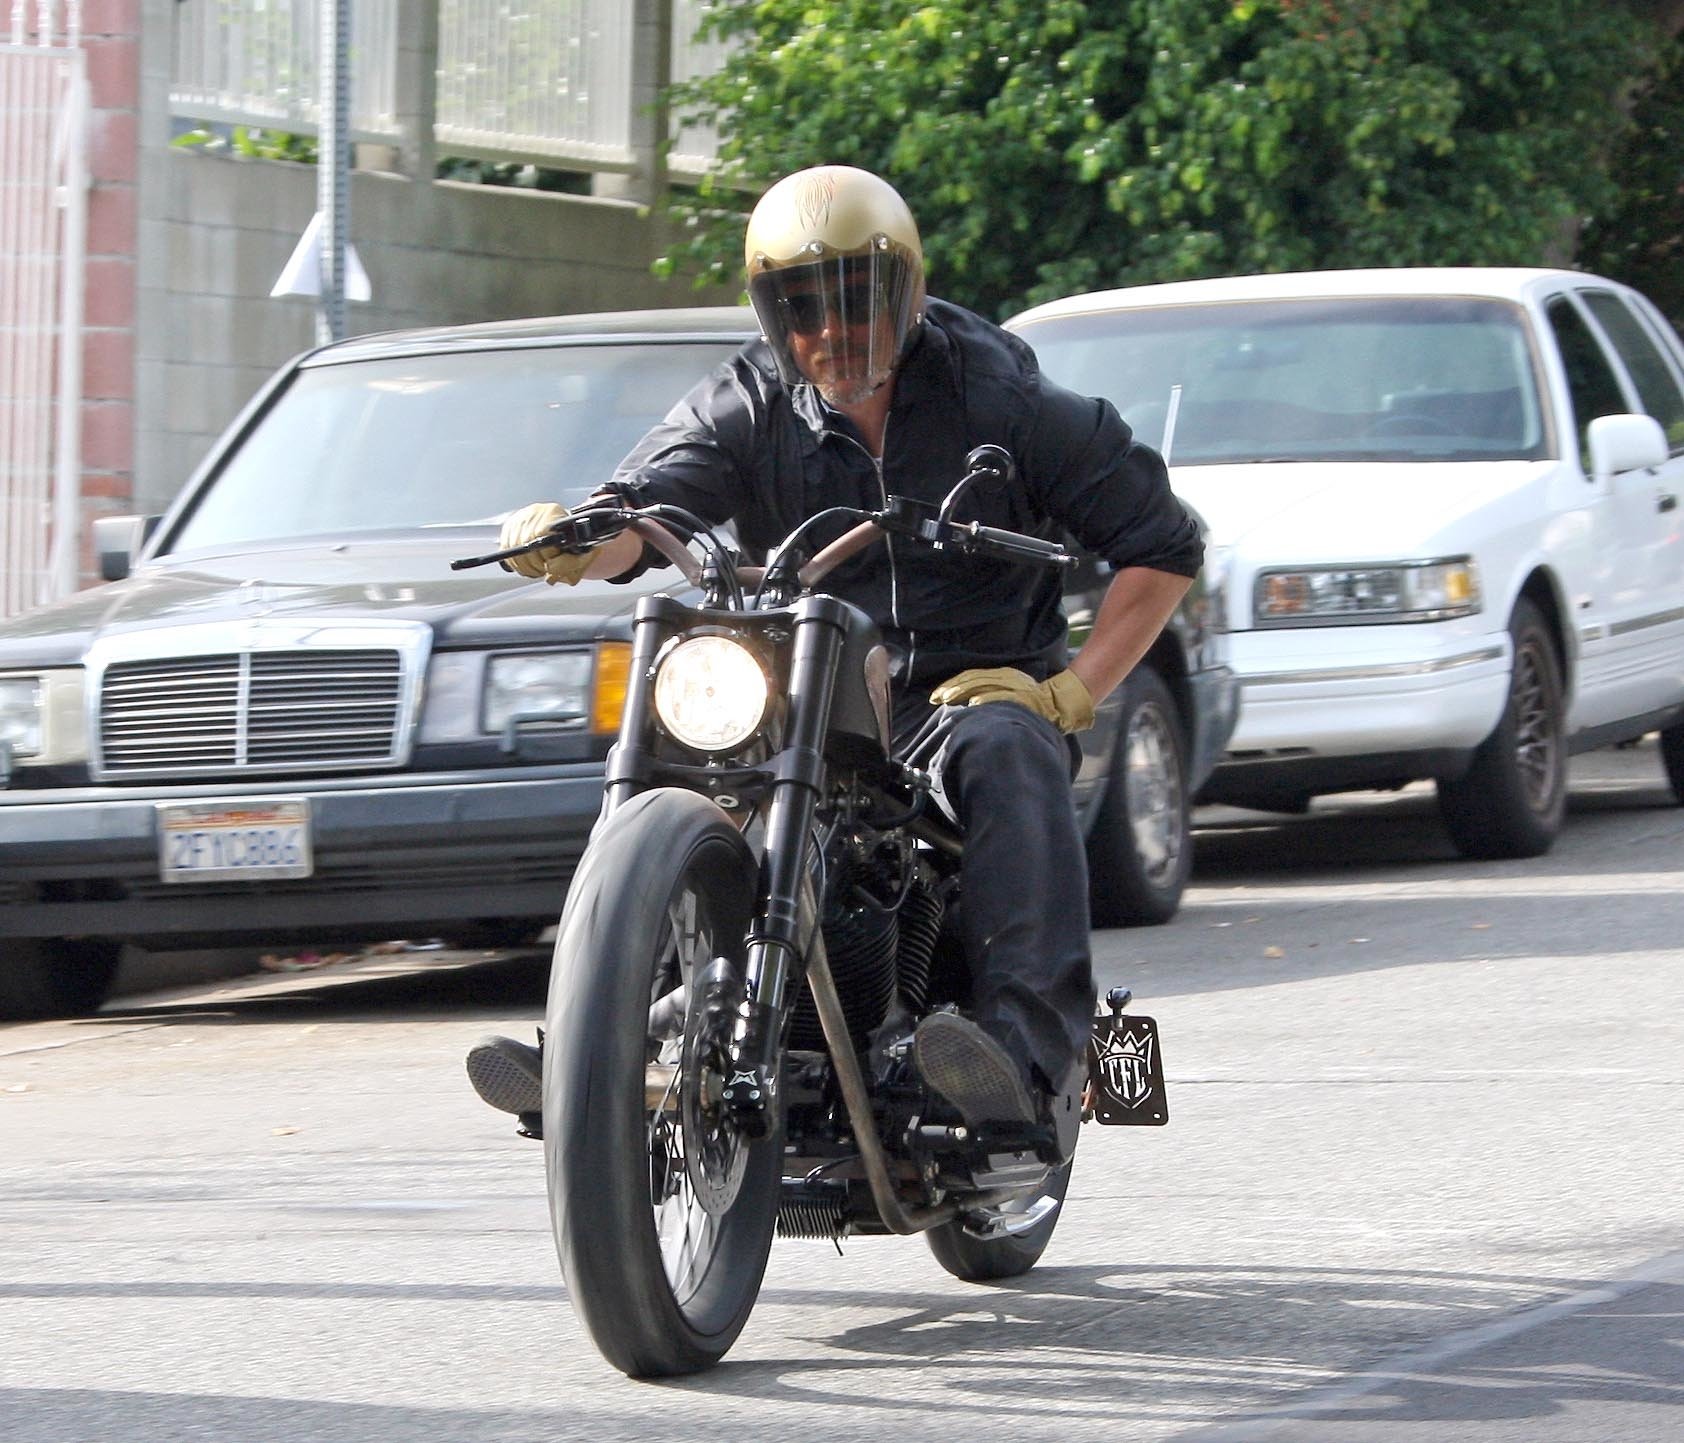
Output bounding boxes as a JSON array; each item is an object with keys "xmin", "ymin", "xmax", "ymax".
[{"xmin": 452, "ymin": 446, "xmax": 1169, "ymax": 1377}]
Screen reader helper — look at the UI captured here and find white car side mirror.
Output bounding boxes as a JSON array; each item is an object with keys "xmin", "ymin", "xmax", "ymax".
[{"xmin": 1587, "ymin": 413, "xmax": 1667, "ymax": 479}]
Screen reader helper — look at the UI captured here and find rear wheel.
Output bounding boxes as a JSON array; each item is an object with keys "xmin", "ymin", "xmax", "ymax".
[
  {"xmin": 1437, "ymin": 598, "xmax": 1566, "ymax": 859},
  {"xmin": 1086, "ymin": 664, "xmax": 1190, "ymax": 927},
  {"xmin": 0, "ymin": 939, "xmax": 122, "ymax": 1021},
  {"xmin": 1660, "ymin": 722, "xmax": 1684, "ymax": 804},
  {"xmin": 543, "ymin": 789, "xmax": 778, "ymax": 1377},
  {"xmin": 925, "ymin": 1157, "xmax": 1075, "ymax": 1282}
]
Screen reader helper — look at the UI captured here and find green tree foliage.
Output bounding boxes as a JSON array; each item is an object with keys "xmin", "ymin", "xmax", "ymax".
[
  {"xmin": 1579, "ymin": 28, "xmax": 1684, "ymax": 326},
  {"xmin": 663, "ymin": 0, "xmax": 1662, "ymax": 317}
]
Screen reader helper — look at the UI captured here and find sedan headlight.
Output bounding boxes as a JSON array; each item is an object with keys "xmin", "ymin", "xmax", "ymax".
[
  {"xmin": 653, "ymin": 636, "xmax": 769, "ymax": 754},
  {"xmin": 483, "ymin": 652, "xmax": 595, "ymax": 733},
  {"xmin": 1254, "ymin": 558, "xmax": 1481, "ymax": 627},
  {"xmin": 0, "ymin": 676, "xmax": 43, "ymax": 756},
  {"xmin": 0, "ymin": 670, "xmax": 86, "ymax": 765}
]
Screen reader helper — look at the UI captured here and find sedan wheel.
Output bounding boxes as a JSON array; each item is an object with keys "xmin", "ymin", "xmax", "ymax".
[
  {"xmin": 1660, "ymin": 722, "xmax": 1684, "ymax": 805},
  {"xmin": 0, "ymin": 939, "xmax": 123, "ymax": 1021},
  {"xmin": 1437, "ymin": 598, "xmax": 1566, "ymax": 859},
  {"xmin": 1086, "ymin": 664, "xmax": 1191, "ymax": 927}
]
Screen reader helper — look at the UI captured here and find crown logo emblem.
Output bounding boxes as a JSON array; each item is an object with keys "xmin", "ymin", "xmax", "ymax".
[{"xmin": 1095, "ymin": 1023, "xmax": 1155, "ymax": 1109}]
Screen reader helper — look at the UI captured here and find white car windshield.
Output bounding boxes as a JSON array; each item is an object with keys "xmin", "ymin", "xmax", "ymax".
[
  {"xmin": 1020, "ymin": 297, "xmax": 1548, "ymax": 464},
  {"xmin": 166, "ymin": 340, "xmax": 737, "ymax": 551}
]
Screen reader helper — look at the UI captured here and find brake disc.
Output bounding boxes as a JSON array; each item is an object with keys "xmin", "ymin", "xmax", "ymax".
[{"xmin": 680, "ymin": 959, "xmax": 750, "ymax": 1215}]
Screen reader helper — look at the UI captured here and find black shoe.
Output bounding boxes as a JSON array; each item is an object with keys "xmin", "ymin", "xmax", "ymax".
[
  {"xmin": 465, "ymin": 1033, "xmax": 542, "ymax": 1117},
  {"xmin": 912, "ymin": 1013, "xmax": 1038, "ymax": 1129}
]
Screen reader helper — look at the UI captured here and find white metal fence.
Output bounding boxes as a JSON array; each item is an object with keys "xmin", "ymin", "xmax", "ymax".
[
  {"xmin": 670, "ymin": 0, "xmax": 729, "ymax": 176},
  {"xmin": 169, "ymin": 0, "xmax": 726, "ymax": 173},
  {"xmin": 1, "ymin": 2, "xmax": 88, "ymax": 617},
  {"xmin": 435, "ymin": 0, "xmax": 631, "ymax": 166},
  {"xmin": 170, "ymin": 0, "xmax": 400, "ymax": 140}
]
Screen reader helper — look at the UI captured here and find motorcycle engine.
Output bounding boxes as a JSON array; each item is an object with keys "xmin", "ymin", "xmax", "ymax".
[{"xmin": 787, "ymin": 828, "xmax": 945, "ymax": 1051}]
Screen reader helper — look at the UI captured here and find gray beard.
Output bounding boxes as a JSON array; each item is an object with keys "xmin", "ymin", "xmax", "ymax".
[{"xmin": 817, "ymin": 366, "xmax": 893, "ymax": 408}]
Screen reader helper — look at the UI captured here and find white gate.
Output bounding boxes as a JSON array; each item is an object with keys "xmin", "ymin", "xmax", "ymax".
[{"xmin": 0, "ymin": 3, "xmax": 88, "ymax": 617}]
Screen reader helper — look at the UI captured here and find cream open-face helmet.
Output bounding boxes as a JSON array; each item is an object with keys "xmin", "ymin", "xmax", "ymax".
[{"xmin": 744, "ymin": 165, "xmax": 926, "ymax": 406}]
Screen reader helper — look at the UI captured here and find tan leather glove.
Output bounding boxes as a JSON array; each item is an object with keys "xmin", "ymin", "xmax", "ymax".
[
  {"xmin": 499, "ymin": 502, "xmax": 593, "ymax": 586},
  {"xmin": 929, "ymin": 666, "xmax": 1096, "ymax": 734}
]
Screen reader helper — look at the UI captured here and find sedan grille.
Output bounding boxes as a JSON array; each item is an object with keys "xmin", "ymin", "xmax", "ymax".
[{"xmin": 95, "ymin": 644, "xmax": 416, "ymax": 779}]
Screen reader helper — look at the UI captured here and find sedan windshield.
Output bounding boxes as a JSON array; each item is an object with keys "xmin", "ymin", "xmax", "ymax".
[
  {"xmin": 166, "ymin": 340, "xmax": 738, "ymax": 551},
  {"xmin": 1017, "ymin": 297, "xmax": 1548, "ymax": 464}
]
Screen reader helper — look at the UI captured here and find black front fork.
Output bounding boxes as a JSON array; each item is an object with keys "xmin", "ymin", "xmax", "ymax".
[
  {"xmin": 604, "ymin": 593, "xmax": 851, "ymax": 1138},
  {"xmin": 722, "ymin": 596, "xmax": 848, "ymax": 1134}
]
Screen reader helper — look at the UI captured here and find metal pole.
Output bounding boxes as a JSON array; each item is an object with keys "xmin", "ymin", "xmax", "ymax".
[
  {"xmin": 316, "ymin": 0, "xmax": 350, "ymax": 345},
  {"xmin": 48, "ymin": 49, "xmax": 87, "ymax": 602}
]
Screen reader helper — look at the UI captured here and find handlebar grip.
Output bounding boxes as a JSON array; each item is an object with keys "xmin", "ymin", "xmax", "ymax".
[{"xmin": 966, "ymin": 524, "xmax": 1073, "ymax": 565}]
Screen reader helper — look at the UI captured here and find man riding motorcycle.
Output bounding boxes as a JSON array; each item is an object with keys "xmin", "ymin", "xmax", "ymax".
[{"xmin": 467, "ymin": 164, "xmax": 1201, "ymax": 1150}]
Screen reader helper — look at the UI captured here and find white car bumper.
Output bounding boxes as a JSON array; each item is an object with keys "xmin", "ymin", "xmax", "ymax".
[{"xmin": 1224, "ymin": 623, "xmax": 1510, "ymax": 758}]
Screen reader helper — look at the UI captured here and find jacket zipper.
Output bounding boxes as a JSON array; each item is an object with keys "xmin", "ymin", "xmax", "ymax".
[{"xmin": 832, "ymin": 427, "xmax": 916, "ymax": 680}]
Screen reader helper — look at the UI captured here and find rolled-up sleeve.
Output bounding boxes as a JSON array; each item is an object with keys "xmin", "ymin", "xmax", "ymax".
[{"xmin": 1024, "ymin": 376, "xmax": 1204, "ymax": 578}]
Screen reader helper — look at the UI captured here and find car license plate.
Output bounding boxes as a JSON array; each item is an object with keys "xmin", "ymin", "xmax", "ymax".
[
  {"xmin": 156, "ymin": 799, "xmax": 313, "ymax": 882},
  {"xmin": 1087, "ymin": 1013, "xmax": 1168, "ymax": 1125}
]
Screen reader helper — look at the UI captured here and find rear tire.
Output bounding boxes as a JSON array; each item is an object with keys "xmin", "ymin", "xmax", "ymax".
[
  {"xmin": 1660, "ymin": 722, "xmax": 1684, "ymax": 804},
  {"xmin": 925, "ymin": 1157, "xmax": 1075, "ymax": 1282},
  {"xmin": 543, "ymin": 789, "xmax": 778, "ymax": 1377},
  {"xmin": 0, "ymin": 939, "xmax": 122, "ymax": 1021},
  {"xmin": 1436, "ymin": 598, "xmax": 1566, "ymax": 859},
  {"xmin": 1086, "ymin": 664, "xmax": 1190, "ymax": 927}
]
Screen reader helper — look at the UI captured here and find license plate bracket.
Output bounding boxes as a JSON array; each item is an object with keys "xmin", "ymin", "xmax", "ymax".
[
  {"xmin": 156, "ymin": 798, "xmax": 313, "ymax": 883},
  {"xmin": 1087, "ymin": 1013, "xmax": 1168, "ymax": 1126}
]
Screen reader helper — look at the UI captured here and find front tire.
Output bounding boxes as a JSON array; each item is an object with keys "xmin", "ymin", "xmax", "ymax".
[
  {"xmin": 1437, "ymin": 598, "xmax": 1566, "ymax": 860},
  {"xmin": 1086, "ymin": 664, "xmax": 1191, "ymax": 927},
  {"xmin": 925, "ymin": 1157, "xmax": 1075, "ymax": 1282},
  {"xmin": 543, "ymin": 789, "xmax": 778, "ymax": 1377},
  {"xmin": 0, "ymin": 939, "xmax": 122, "ymax": 1021}
]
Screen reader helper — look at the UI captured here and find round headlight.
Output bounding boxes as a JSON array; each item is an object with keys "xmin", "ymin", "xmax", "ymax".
[{"xmin": 652, "ymin": 636, "xmax": 769, "ymax": 753}]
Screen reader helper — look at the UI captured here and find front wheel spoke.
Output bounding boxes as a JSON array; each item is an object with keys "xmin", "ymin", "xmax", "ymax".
[{"xmin": 666, "ymin": 1169, "xmax": 712, "ymax": 1300}]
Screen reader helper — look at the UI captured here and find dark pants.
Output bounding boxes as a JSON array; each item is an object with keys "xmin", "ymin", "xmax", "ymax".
[{"xmin": 895, "ymin": 696, "xmax": 1096, "ymax": 1093}]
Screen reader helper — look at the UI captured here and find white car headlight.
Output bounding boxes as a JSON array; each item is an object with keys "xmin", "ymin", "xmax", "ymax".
[
  {"xmin": 483, "ymin": 652, "xmax": 594, "ymax": 733},
  {"xmin": 1254, "ymin": 558, "xmax": 1481, "ymax": 627},
  {"xmin": 653, "ymin": 636, "xmax": 769, "ymax": 754},
  {"xmin": 0, "ymin": 676, "xmax": 43, "ymax": 756}
]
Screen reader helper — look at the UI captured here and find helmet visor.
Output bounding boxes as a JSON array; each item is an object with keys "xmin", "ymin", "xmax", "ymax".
[{"xmin": 748, "ymin": 251, "xmax": 921, "ymax": 406}]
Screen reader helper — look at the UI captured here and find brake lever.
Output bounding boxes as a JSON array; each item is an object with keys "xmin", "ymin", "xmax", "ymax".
[
  {"xmin": 449, "ymin": 508, "xmax": 622, "ymax": 571},
  {"xmin": 874, "ymin": 497, "xmax": 1074, "ymax": 569}
]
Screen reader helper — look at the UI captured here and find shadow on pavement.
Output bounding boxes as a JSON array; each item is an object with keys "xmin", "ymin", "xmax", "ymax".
[
  {"xmin": 3, "ymin": 1263, "xmax": 1677, "ymax": 1442},
  {"xmin": 72, "ymin": 948, "xmax": 551, "ymax": 1031}
]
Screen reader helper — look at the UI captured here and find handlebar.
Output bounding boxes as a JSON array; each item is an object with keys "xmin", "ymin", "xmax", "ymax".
[{"xmin": 450, "ymin": 460, "xmax": 1076, "ymax": 604}]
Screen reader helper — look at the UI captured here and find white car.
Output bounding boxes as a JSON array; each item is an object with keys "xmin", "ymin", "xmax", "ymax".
[{"xmin": 1010, "ymin": 267, "xmax": 1684, "ymax": 858}]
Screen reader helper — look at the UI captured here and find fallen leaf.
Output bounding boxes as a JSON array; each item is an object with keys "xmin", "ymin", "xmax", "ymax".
[
  {"xmin": 1469, "ymin": 922, "xmax": 1492, "ymax": 930},
  {"xmin": 1264, "ymin": 945, "xmax": 1285, "ymax": 958}
]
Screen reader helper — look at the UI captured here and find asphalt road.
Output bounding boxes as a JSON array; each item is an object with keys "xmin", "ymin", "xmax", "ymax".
[{"xmin": 3, "ymin": 743, "xmax": 1681, "ymax": 1441}]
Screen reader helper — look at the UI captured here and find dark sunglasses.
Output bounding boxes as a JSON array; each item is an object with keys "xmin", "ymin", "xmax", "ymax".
[{"xmin": 779, "ymin": 279, "xmax": 886, "ymax": 336}]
